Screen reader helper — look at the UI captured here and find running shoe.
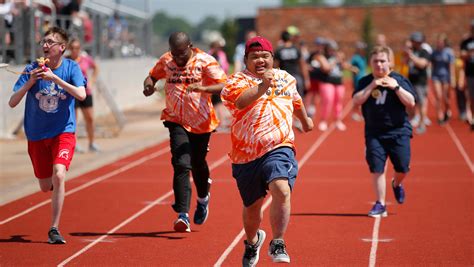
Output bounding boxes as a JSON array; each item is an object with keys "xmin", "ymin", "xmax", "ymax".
[
  {"xmin": 268, "ymin": 239, "xmax": 290, "ymax": 263},
  {"xmin": 48, "ymin": 227, "xmax": 66, "ymax": 244},
  {"xmin": 242, "ymin": 229, "xmax": 266, "ymax": 267},
  {"xmin": 368, "ymin": 201, "xmax": 387, "ymax": 218},
  {"xmin": 173, "ymin": 213, "xmax": 191, "ymax": 233},
  {"xmin": 392, "ymin": 179, "xmax": 405, "ymax": 204},
  {"xmin": 193, "ymin": 194, "xmax": 209, "ymax": 225}
]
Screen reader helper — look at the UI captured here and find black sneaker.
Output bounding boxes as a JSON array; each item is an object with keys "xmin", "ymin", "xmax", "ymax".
[
  {"xmin": 242, "ymin": 229, "xmax": 266, "ymax": 267},
  {"xmin": 48, "ymin": 227, "xmax": 66, "ymax": 244},
  {"xmin": 193, "ymin": 194, "xmax": 209, "ymax": 225},
  {"xmin": 268, "ymin": 239, "xmax": 290, "ymax": 263}
]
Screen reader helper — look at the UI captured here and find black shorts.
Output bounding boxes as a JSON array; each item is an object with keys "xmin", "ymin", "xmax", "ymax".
[{"xmin": 75, "ymin": 95, "xmax": 93, "ymax": 108}]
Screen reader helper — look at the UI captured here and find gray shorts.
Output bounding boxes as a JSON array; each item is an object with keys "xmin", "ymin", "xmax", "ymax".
[{"xmin": 414, "ymin": 84, "xmax": 428, "ymax": 105}]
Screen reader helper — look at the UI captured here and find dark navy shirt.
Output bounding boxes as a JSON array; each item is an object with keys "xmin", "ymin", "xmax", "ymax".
[{"xmin": 353, "ymin": 72, "xmax": 416, "ymax": 138}]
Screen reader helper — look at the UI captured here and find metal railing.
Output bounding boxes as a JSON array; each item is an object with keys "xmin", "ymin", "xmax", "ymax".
[{"xmin": 0, "ymin": 7, "xmax": 151, "ymax": 65}]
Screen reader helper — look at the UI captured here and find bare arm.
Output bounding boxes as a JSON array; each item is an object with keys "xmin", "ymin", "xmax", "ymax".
[
  {"xmin": 353, "ymin": 79, "xmax": 377, "ymax": 106},
  {"xmin": 294, "ymin": 105, "xmax": 314, "ymax": 132},
  {"xmin": 187, "ymin": 83, "xmax": 224, "ymax": 94},
  {"xmin": 9, "ymin": 77, "xmax": 36, "ymax": 108}
]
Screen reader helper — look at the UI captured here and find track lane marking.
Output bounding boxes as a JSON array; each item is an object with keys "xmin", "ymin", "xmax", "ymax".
[
  {"xmin": 0, "ymin": 147, "xmax": 170, "ymax": 225},
  {"xmin": 214, "ymin": 102, "xmax": 353, "ymax": 266},
  {"xmin": 58, "ymin": 154, "xmax": 229, "ymax": 266}
]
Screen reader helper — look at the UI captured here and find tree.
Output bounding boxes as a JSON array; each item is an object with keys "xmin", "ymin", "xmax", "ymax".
[
  {"xmin": 220, "ymin": 19, "xmax": 239, "ymax": 61},
  {"xmin": 152, "ymin": 11, "xmax": 193, "ymax": 37},
  {"xmin": 361, "ymin": 8, "xmax": 374, "ymax": 59}
]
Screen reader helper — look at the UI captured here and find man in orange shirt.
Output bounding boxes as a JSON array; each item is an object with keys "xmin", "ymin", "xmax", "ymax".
[
  {"xmin": 143, "ymin": 32, "xmax": 227, "ymax": 233},
  {"xmin": 222, "ymin": 36, "xmax": 313, "ymax": 266}
]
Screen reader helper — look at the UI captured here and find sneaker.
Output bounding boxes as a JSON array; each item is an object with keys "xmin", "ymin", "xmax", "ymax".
[
  {"xmin": 335, "ymin": 121, "xmax": 346, "ymax": 131},
  {"xmin": 173, "ymin": 213, "xmax": 191, "ymax": 233},
  {"xmin": 293, "ymin": 119, "xmax": 303, "ymax": 133},
  {"xmin": 242, "ymin": 229, "xmax": 266, "ymax": 267},
  {"xmin": 318, "ymin": 121, "xmax": 328, "ymax": 131},
  {"xmin": 75, "ymin": 145, "xmax": 85, "ymax": 153},
  {"xmin": 307, "ymin": 105, "xmax": 316, "ymax": 118},
  {"xmin": 392, "ymin": 180, "xmax": 405, "ymax": 204},
  {"xmin": 423, "ymin": 117, "xmax": 432, "ymax": 126},
  {"xmin": 416, "ymin": 125, "xmax": 426, "ymax": 134},
  {"xmin": 351, "ymin": 112, "xmax": 363, "ymax": 122},
  {"xmin": 89, "ymin": 143, "xmax": 100, "ymax": 152},
  {"xmin": 268, "ymin": 239, "xmax": 290, "ymax": 263},
  {"xmin": 48, "ymin": 227, "xmax": 66, "ymax": 244},
  {"xmin": 368, "ymin": 201, "xmax": 387, "ymax": 218},
  {"xmin": 193, "ymin": 195, "xmax": 209, "ymax": 225},
  {"xmin": 410, "ymin": 114, "xmax": 420, "ymax": 127}
]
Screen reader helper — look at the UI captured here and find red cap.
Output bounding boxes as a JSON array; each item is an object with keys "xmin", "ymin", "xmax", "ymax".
[{"xmin": 245, "ymin": 36, "xmax": 273, "ymax": 56}]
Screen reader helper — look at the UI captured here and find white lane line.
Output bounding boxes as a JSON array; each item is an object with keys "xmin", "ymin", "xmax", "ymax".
[
  {"xmin": 58, "ymin": 191, "xmax": 174, "ymax": 267},
  {"xmin": 0, "ymin": 147, "xmax": 170, "ymax": 225},
  {"xmin": 445, "ymin": 124, "xmax": 474, "ymax": 173},
  {"xmin": 368, "ymin": 217, "xmax": 382, "ymax": 267},
  {"xmin": 214, "ymin": 102, "xmax": 353, "ymax": 266},
  {"xmin": 58, "ymin": 154, "xmax": 229, "ymax": 266},
  {"xmin": 213, "ymin": 198, "xmax": 272, "ymax": 267},
  {"xmin": 426, "ymin": 92, "xmax": 473, "ymax": 173}
]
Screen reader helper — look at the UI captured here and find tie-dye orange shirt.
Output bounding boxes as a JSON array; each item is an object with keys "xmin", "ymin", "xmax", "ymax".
[
  {"xmin": 149, "ymin": 48, "xmax": 227, "ymax": 134},
  {"xmin": 221, "ymin": 69, "xmax": 303, "ymax": 164}
]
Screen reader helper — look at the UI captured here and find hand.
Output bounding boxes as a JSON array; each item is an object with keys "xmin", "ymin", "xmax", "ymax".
[
  {"xmin": 261, "ymin": 69, "xmax": 274, "ymax": 89},
  {"xmin": 37, "ymin": 67, "xmax": 55, "ymax": 81},
  {"xmin": 143, "ymin": 84, "xmax": 155, "ymax": 96},
  {"xmin": 302, "ymin": 117, "xmax": 314, "ymax": 132}
]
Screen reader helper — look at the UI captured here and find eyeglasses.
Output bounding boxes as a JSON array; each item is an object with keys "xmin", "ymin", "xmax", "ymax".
[{"xmin": 39, "ymin": 39, "xmax": 63, "ymax": 47}]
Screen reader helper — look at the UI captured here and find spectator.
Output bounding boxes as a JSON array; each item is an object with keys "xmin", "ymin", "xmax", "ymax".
[
  {"xmin": 460, "ymin": 19, "xmax": 474, "ymax": 130},
  {"xmin": 67, "ymin": 37, "xmax": 100, "ymax": 153},
  {"xmin": 233, "ymin": 29, "xmax": 256, "ymax": 73}
]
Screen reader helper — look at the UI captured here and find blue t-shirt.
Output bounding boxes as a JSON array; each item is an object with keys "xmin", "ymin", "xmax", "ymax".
[
  {"xmin": 351, "ymin": 54, "xmax": 367, "ymax": 87},
  {"xmin": 353, "ymin": 72, "xmax": 416, "ymax": 138},
  {"xmin": 13, "ymin": 58, "xmax": 86, "ymax": 141},
  {"xmin": 431, "ymin": 47, "xmax": 454, "ymax": 80}
]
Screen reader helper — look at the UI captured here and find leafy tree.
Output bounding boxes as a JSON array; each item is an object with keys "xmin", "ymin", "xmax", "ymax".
[
  {"xmin": 282, "ymin": 0, "xmax": 324, "ymax": 6},
  {"xmin": 361, "ymin": 8, "xmax": 374, "ymax": 59},
  {"xmin": 152, "ymin": 11, "xmax": 193, "ymax": 37},
  {"xmin": 220, "ymin": 18, "xmax": 239, "ymax": 61}
]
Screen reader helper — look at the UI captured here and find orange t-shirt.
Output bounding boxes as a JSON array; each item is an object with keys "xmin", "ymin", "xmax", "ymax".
[
  {"xmin": 221, "ymin": 69, "xmax": 303, "ymax": 164},
  {"xmin": 149, "ymin": 48, "xmax": 227, "ymax": 133}
]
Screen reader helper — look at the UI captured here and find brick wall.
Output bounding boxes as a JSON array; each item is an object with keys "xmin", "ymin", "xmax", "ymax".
[{"xmin": 256, "ymin": 4, "xmax": 474, "ymax": 55}]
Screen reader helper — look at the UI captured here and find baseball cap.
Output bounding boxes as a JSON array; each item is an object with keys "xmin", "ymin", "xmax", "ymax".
[
  {"xmin": 410, "ymin": 31, "xmax": 424, "ymax": 43},
  {"xmin": 245, "ymin": 36, "xmax": 273, "ymax": 56}
]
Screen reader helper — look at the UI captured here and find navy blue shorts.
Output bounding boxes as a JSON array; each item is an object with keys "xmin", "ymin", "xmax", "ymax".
[
  {"xmin": 365, "ymin": 135, "xmax": 411, "ymax": 174},
  {"xmin": 232, "ymin": 147, "xmax": 298, "ymax": 207}
]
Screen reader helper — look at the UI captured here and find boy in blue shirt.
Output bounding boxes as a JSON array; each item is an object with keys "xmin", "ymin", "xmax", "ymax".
[
  {"xmin": 9, "ymin": 26, "xmax": 86, "ymax": 243},
  {"xmin": 353, "ymin": 46, "xmax": 416, "ymax": 217}
]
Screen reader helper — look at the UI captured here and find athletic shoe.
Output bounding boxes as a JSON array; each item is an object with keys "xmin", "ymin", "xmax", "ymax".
[
  {"xmin": 268, "ymin": 239, "xmax": 290, "ymax": 263},
  {"xmin": 368, "ymin": 201, "xmax": 387, "ymax": 218},
  {"xmin": 318, "ymin": 121, "xmax": 328, "ymax": 131},
  {"xmin": 48, "ymin": 227, "xmax": 66, "ymax": 244},
  {"xmin": 392, "ymin": 180, "xmax": 405, "ymax": 204},
  {"xmin": 242, "ymin": 229, "xmax": 266, "ymax": 267},
  {"xmin": 335, "ymin": 121, "xmax": 347, "ymax": 131},
  {"xmin": 173, "ymin": 213, "xmax": 191, "ymax": 233},
  {"xmin": 193, "ymin": 195, "xmax": 209, "ymax": 225},
  {"xmin": 74, "ymin": 145, "xmax": 85, "ymax": 153},
  {"xmin": 416, "ymin": 125, "xmax": 426, "ymax": 134},
  {"xmin": 89, "ymin": 143, "xmax": 100, "ymax": 153}
]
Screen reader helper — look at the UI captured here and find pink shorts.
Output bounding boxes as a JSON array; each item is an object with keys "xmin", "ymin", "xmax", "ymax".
[{"xmin": 27, "ymin": 133, "xmax": 76, "ymax": 179}]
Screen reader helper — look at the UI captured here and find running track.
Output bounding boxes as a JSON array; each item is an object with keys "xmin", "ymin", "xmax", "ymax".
[{"xmin": 1, "ymin": 98, "xmax": 472, "ymax": 266}]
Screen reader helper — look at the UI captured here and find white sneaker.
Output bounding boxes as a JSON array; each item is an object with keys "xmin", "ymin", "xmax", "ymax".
[
  {"xmin": 336, "ymin": 121, "xmax": 346, "ymax": 131},
  {"xmin": 318, "ymin": 121, "xmax": 328, "ymax": 131},
  {"xmin": 89, "ymin": 143, "xmax": 100, "ymax": 152}
]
